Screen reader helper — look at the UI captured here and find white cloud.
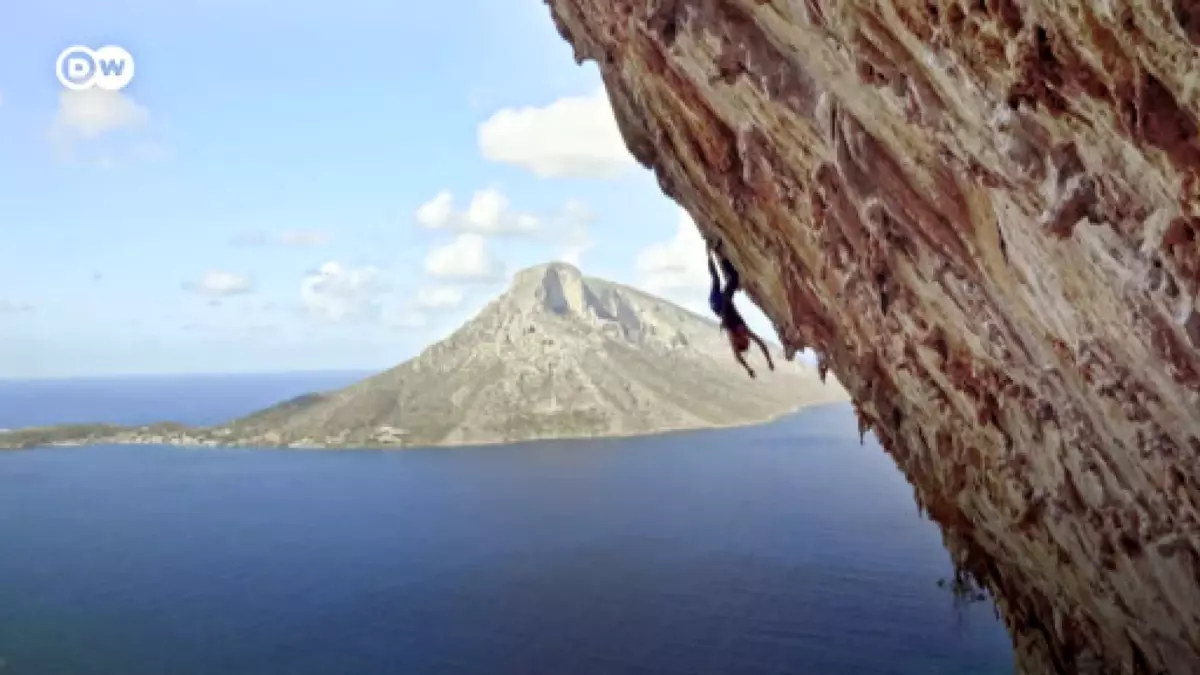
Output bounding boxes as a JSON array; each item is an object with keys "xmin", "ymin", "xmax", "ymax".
[
  {"xmin": 300, "ymin": 262, "xmax": 388, "ymax": 322},
  {"xmin": 424, "ymin": 233, "xmax": 503, "ymax": 282},
  {"xmin": 378, "ymin": 287, "xmax": 466, "ymax": 331},
  {"xmin": 184, "ymin": 271, "xmax": 255, "ymax": 297},
  {"xmin": 415, "ymin": 285, "xmax": 465, "ymax": 310},
  {"xmin": 477, "ymin": 88, "xmax": 636, "ymax": 179},
  {"xmin": 233, "ymin": 229, "xmax": 331, "ymax": 247},
  {"xmin": 466, "ymin": 189, "xmax": 511, "ymax": 231},
  {"xmin": 414, "ymin": 188, "xmax": 540, "ymax": 235},
  {"xmin": 51, "ymin": 89, "xmax": 148, "ymax": 145},
  {"xmin": 415, "ymin": 190, "xmax": 596, "ymax": 267},
  {"xmin": 279, "ymin": 230, "xmax": 329, "ymax": 246},
  {"xmin": 635, "ymin": 209, "xmax": 712, "ymax": 308},
  {"xmin": 416, "ymin": 190, "xmax": 454, "ymax": 228},
  {"xmin": 49, "ymin": 89, "xmax": 164, "ymax": 167},
  {"xmin": 297, "ymin": 262, "xmax": 472, "ymax": 329}
]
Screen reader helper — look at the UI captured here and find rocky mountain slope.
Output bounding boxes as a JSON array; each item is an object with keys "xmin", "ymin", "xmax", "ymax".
[
  {"xmin": 0, "ymin": 263, "xmax": 845, "ymax": 450},
  {"xmin": 222, "ymin": 262, "xmax": 845, "ymax": 447},
  {"xmin": 541, "ymin": 1, "xmax": 1200, "ymax": 673}
]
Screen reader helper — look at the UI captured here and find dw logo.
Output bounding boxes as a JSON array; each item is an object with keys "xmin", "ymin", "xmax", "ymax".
[{"xmin": 56, "ymin": 45, "xmax": 135, "ymax": 91}]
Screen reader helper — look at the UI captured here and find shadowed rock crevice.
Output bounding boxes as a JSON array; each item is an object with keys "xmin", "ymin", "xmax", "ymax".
[{"xmin": 542, "ymin": 1, "xmax": 1200, "ymax": 673}]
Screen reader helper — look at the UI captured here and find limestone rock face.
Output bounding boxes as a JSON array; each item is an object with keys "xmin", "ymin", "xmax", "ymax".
[{"xmin": 542, "ymin": 1, "xmax": 1200, "ymax": 672}]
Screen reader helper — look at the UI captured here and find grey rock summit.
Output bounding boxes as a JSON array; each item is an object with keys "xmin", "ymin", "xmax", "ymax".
[{"xmin": 224, "ymin": 262, "xmax": 848, "ymax": 448}]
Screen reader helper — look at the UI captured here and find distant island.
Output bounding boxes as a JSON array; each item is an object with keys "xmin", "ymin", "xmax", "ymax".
[{"xmin": 1, "ymin": 263, "xmax": 848, "ymax": 451}]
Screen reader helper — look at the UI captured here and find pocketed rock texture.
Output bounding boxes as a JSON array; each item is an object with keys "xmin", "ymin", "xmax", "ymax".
[{"xmin": 542, "ymin": 1, "xmax": 1200, "ymax": 673}]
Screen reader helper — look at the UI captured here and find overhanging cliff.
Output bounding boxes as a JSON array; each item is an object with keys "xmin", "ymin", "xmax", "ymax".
[{"xmin": 541, "ymin": 1, "xmax": 1200, "ymax": 672}]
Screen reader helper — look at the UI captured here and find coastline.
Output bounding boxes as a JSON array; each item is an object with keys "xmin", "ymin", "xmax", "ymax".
[{"xmin": 0, "ymin": 399, "xmax": 850, "ymax": 453}]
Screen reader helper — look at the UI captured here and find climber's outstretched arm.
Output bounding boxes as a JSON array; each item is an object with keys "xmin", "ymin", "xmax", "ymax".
[
  {"xmin": 707, "ymin": 249, "xmax": 724, "ymax": 319},
  {"xmin": 719, "ymin": 255, "xmax": 740, "ymax": 310},
  {"xmin": 708, "ymin": 251, "xmax": 721, "ymax": 295}
]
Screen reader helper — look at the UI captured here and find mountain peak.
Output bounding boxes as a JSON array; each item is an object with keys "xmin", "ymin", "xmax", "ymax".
[
  {"xmin": 213, "ymin": 265, "xmax": 847, "ymax": 448},
  {"xmin": 513, "ymin": 260, "xmax": 583, "ymax": 281},
  {"xmin": 509, "ymin": 261, "xmax": 593, "ymax": 317}
]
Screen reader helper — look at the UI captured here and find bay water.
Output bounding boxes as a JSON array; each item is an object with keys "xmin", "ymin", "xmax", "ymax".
[{"xmin": 0, "ymin": 374, "xmax": 1014, "ymax": 674}]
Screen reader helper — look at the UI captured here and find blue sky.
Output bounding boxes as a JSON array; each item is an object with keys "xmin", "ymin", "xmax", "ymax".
[{"xmin": 0, "ymin": 0, "xmax": 777, "ymax": 378}]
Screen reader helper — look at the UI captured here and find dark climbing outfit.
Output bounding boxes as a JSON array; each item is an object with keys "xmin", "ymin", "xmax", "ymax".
[{"xmin": 708, "ymin": 253, "xmax": 746, "ymax": 330}]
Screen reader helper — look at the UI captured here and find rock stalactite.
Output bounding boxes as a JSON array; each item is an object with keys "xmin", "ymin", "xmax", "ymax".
[{"xmin": 541, "ymin": 1, "xmax": 1200, "ymax": 673}]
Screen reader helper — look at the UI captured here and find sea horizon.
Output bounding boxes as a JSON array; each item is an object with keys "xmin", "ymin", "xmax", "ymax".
[
  {"xmin": 0, "ymin": 370, "xmax": 376, "ymax": 429},
  {"xmin": 0, "ymin": 368, "xmax": 379, "ymax": 383}
]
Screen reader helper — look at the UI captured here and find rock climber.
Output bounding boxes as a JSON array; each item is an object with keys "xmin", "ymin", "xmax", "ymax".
[{"xmin": 708, "ymin": 241, "xmax": 774, "ymax": 378}]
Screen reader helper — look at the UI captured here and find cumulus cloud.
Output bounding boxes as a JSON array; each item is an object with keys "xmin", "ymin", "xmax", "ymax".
[
  {"xmin": 416, "ymin": 191, "xmax": 454, "ymax": 228},
  {"xmin": 50, "ymin": 89, "xmax": 149, "ymax": 154},
  {"xmin": 296, "ymin": 263, "xmax": 468, "ymax": 329},
  {"xmin": 635, "ymin": 209, "xmax": 712, "ymax": 309},
  {"xmin": 231, "ymin": 229, "xmax": 331, "ymax": 247},
  {"xmin": 477, "ymin": 88, "xmax": 636, "ymax": 179},
  {"xmin": 416, "ymin": 191, "xmax": 597, "ymax": 267},
  {"xmin": 183, "ymin": 271, "xmax": 255, "ymax": 297},
  {"xmin": 52, "ymin": 89, "xmax": 148, "ymax": 140},
  {"xmin": 414, "ymin": 188, "xmax": 540, "ymax": 235},
  {"xmin": 424, "ymin": 234, "xmax": 504, "ymax": 282},
  {"xmin": 415, "ymin": 285, "xmax": 465, "ymax": 310},
  {"xmin": 378, "ymin": 287, "xmax": 466, "ymax": 331},
  {"xmin": 300, "ymin": 262, "xmax": 389, "ymax": 322}
]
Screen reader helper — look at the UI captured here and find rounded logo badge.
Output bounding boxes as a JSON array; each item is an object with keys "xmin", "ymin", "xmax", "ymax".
[{"xmin": 56, "ymin": 45, "xmax": 135, "ymax": 91}]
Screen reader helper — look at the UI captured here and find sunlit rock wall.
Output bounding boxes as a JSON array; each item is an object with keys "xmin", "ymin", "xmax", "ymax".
[{"xmin": 542, "ymin": 0, "xmax": 1200, "ymax": 672}]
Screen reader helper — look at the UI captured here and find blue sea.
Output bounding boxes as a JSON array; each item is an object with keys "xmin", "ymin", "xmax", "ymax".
[{"xmin": 0, "ymin": 374, "xmax": 1015, "ymax": 675}]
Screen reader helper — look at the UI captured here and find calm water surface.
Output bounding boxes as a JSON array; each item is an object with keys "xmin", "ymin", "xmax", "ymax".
[{"xmin": 0, "ymin": 375, "xmax": 1014, "ymax": 675}]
